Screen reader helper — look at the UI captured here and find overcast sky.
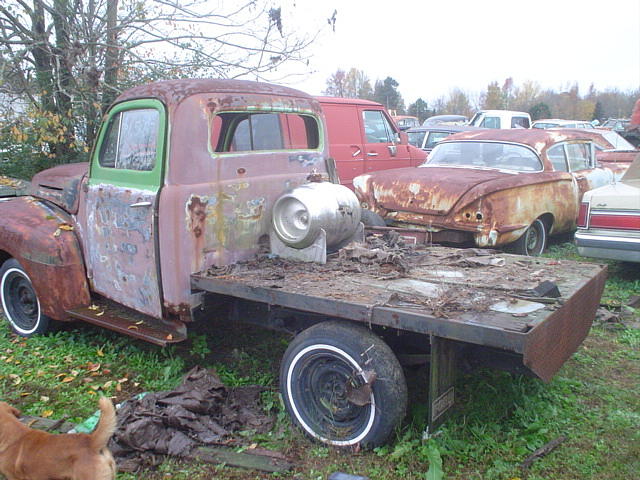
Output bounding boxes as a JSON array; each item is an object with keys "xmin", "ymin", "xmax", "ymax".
[{"xmin": 269, "ymin": 0, "xmax": 640, "ymax": 106}]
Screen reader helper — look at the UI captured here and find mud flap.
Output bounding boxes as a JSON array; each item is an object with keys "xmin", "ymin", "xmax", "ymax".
[{"xmin": 427, "ymin": 336, "xmax": 457, "ymax": 436}]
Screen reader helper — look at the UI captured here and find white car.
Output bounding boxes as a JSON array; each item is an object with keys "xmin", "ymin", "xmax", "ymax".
[{"xmin": 575, "ymin": 155, "xmax": 640, "ymax": 262}]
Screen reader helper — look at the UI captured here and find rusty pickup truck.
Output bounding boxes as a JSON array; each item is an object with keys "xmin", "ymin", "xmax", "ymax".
[{"xmin": 0, "ymin": 79, "xmax": 607, "ymax": 448}]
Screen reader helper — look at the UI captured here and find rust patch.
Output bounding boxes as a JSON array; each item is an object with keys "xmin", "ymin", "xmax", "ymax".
[{"xmin": 186, "ymin": 195, "xmax": 209, "ymax": 238}]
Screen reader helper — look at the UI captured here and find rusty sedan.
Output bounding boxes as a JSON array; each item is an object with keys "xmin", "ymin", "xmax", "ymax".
[{"xmin": 354, "ymin": 129, "xmax": 629, "ymax": 255}]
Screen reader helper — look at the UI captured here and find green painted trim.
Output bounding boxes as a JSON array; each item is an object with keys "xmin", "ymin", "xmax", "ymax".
[{"xmin": 89, "ymin": 99, "xmax": 167, "ymax": 189}]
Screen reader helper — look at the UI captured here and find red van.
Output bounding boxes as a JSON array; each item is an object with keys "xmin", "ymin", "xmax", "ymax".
[{"xmin": 317, "ymin": 97, "xmax": 427, "ymax": 188}]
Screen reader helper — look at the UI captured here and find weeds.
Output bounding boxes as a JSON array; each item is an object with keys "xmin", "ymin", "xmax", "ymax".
[{"xmin": 0, "ymin": 242, "xmax": 637, "ymax": 479}]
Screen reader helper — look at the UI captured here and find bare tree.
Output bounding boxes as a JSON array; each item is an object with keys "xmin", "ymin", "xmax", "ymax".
[{"xmin": 0, "ymin": 0, "xmax": 322, "ymax": 164}]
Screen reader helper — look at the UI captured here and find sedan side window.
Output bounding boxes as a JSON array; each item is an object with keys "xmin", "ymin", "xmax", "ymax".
[
  {"xmin": 566, "ymin": 143, "xmax": 591, "ymax": 171},
  {"xmin": 363, "ymin": 110, "xmax": 394, "ymax": 143},
  {"xmin": 548, "ymin": 144, "xmax": 568, "ymax": 172}
]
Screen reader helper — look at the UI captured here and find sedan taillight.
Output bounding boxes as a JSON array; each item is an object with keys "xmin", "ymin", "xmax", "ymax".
[{"xmin": 577, "ymin": 202, "xmax": 589, "ymax": 228}]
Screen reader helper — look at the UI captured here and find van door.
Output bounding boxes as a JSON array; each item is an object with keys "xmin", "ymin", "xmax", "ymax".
[
  {"xmin": 321, "ymin": 103, "xmax": 365, "ymax": 188},
  {"xmin": 361, "ymin": 109, "xmax": 411, "ymax": 173}
]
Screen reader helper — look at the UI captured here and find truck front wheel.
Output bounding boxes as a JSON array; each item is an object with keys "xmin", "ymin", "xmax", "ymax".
[
  {"xmin": 280, "ymin": 321, "xmax": 407, "ymax": 448},
  {"xmin": 0, "ymin": 259, "xmax": 51, "ymax": 336}
]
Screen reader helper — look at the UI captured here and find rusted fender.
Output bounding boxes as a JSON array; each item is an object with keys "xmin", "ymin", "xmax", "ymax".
[{"xmin": 0, "ymin": 197, "xmax": 90, "ymax": 320}]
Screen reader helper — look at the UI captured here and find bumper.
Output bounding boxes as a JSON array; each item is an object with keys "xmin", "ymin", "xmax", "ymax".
[{"xmin": 575, "ymin": 232, "xmax": 640, "ymax": 263}]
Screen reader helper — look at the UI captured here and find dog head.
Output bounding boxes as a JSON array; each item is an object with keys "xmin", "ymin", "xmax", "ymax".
[{"xmin": 0, "ymin": 401, "xmax": 21, "ymax": 419}]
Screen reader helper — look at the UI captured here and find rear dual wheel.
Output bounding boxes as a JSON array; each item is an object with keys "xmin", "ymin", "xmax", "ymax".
[
  {"xmin": 0, "ymin": 258, "xmax": 51, "ymax": 336},
  {"xmin": 280, "ymin": 321, "xmax": 407, "ymax": 448}
]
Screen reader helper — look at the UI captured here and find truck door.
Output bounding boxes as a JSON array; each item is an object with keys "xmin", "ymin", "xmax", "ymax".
[
  {"xmin": 361, "ymin": 109, "xmax": 410, "ymax": 173},
  {"xmin": 84, "ymin": 99, "xmax": 166, "ymax": 318}
]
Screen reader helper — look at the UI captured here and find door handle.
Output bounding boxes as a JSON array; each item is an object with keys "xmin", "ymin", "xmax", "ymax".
[
  {"xmin": 130, "ymin": 201, "xmax": 152, "ymax": 208},
  {"xmin": 352, "ymin": 148, "xmax": 361, "ymax": 157},
  {"xmin": 367, "ymin": 152, "xmax": 378, "ymax": 157}
]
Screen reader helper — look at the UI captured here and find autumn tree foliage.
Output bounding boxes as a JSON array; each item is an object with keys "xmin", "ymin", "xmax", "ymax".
[
  {"xmin": 323, "ymin": 68, "xmax": 373, "ymax": 99},
  {"xmin": 0, "ymin": 0, "xmax": 319, "ymax": 176}
]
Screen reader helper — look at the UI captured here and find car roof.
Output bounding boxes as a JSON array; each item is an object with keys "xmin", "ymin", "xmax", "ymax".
[
  {"xmin": 116, "ymin": 78, "xmax": 315, "ymax": 106},
  {"xmin": 442, "ymin": 129, "xmax": 595, "ymax": 155},
  {"xmin": 315, "ymin": 96, "xmax": 385, "ymax": 107},
  {"xmin": 407, "ymin": 125, "xmax": 480, "ymax": 134}
]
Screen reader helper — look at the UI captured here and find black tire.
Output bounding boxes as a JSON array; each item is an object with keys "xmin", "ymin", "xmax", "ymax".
[
  {"xmin": 360, "ymin": 209, "xmax": 386, "ymax": 227},
  {"xmin": 0, "ymin": 258, "xmax": 51, "ymax": 336},
  {"xmin": 280, "ymin": 321, "xmax": 407, "ymax": 448},
  {"xmin": 510, "ymin": 218, "xmax": 548, "ymax": 256}
]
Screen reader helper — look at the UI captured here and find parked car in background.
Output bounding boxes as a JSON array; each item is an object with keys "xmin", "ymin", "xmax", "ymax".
[
  {"xmin": 575, "ymin": 154, "xmax": 640, "ymax": 263},
  {"xmin": 354, "ymin": 129, "xmax": 629, "ymax": 255},
  {"xmin": 422, "ymin": 114, "xmax": 468, "ymax": 126},
  {"xmin": 469, "ymin": 110, "xmax": 531, "ymax": 129},
  {"xmin": 560, "ymin": 128, "xmax": 639, "ymax": 163},
  {"xmin": 317, "ymin": 97, "xmax": 427, "ymax": 189},
  {"xmin": 600, "ymin": 118, "xmax": 630, "ymax": 133},
  {"xmin": 392, "ymin": 115, "xmax": 420, "ymax": 131},
  {"xmin": 532, "ymin": 118, "xmax": 594, "ymax": 129},
  {"xmin": 407, "ymin": 125, "xmax": 480, "ymax": 153}
]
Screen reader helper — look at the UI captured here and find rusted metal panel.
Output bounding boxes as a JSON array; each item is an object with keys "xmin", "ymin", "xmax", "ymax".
[
  {"xmin": 157, "ymin": 88, "xmax": 328, "ymax": 313},
  {"xmin": 114, "ymin": 79, "xmax": 324, "ymax": 117},
  {"xmin": 0, "ymin": 196, "xmax": 90, "ymax": 319},
  {"xmin": 29, "ymin": 163, "xmax": 88, "ymax": 214},
  {"xmin": 523, "ymin": 265, "xmax": 607, "ymax": 382},
  {"xmin": 84, "ymin": 183, "xmax": 161, "ymax": 318}
]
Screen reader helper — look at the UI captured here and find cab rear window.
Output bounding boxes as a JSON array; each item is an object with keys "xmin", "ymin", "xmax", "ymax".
[{"xmin": 212, "ymin": 112, "xmax": 320, "ymax": 152}]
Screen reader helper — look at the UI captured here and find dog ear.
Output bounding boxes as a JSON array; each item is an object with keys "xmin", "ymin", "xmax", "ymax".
[{"xmin": 9, "ymin": 406, "xmax": 21, "ymax": 418}]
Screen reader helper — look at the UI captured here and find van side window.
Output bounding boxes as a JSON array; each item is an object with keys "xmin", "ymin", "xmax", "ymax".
[
  {"xmin": 480, "ymin": 116, "xmax": 501, "ymax": 129},
  {"xmin": 212, "ymin": 112, "xmax": 319, "ymax": 152},
  {"xmin": 363, "ymin": 110, "xmax": 394, "ymax": 143},
  {"xmin": 99, "ymin": 109, "xmax": 159, "ymax": 171},
  {"xmin": 548, "ymin": 144, "xmax": 568, "ymax": 172}
]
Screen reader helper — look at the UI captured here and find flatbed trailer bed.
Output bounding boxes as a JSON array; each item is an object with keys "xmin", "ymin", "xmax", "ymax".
[{"xmin": 192, "ymin": 243, "xmax": 606, "ymax": 432}]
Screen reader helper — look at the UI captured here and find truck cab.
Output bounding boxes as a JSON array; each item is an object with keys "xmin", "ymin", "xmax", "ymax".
[
  {"xmin": 0, "ymin": 79, "xmax": 333, "ymax": 341},
  {"xmin": 469, "ymin": 109, "xmax": 532, "ymax": 129}
]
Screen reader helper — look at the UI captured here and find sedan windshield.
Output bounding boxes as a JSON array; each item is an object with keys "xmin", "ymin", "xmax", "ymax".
[{"xmin": 424, "ymin": 141, "xmax": 543, "ymax": 172}]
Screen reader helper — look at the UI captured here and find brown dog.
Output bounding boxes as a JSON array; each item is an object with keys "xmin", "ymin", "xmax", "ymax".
[{"xmin": 0, "ymin": 396, "xmax": 116, "ymax": 480}]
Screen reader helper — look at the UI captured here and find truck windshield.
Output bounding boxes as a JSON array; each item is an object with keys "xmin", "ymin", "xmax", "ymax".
[{"xmin": 424, "ymin": 141, "xmax": 542, "ymax": 172}]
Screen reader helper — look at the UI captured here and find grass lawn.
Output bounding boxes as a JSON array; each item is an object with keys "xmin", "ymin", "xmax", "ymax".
[{"xmin": 0, "ymin": 242, "xmax": 638, "ymax": 480}]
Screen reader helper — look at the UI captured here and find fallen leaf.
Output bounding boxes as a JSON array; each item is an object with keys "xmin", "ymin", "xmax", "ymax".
[
  {"xmin": 58, "ymin": 224, "xmax": 74, "ymax": 231},
  {"xmin": 19, "ymin": 392, "xmax": 31, "ymax": 397},
  {"xmin": 96, "ymin": 348, "xmax": 104, "ymax": 357},
  {"xmin": 53, "ymin": 228, "xmax": 61, "ymax": 237},
  {"xmin": 166, "ymin": 334, "xmax": 173, "ymax": 340},
  {"xmin": 127, "ymin": 325, "xmax": 139, "ymax": 330},
  {"xmin": 88, "ymin": 304, "xmax": 100, "ymax": 311},
  {"xmin": 61, "ymin": 376, "xmax": 75, "ymax": 383},
  {"xmin": 41, "ymin": 410, "xmax": 53, "ymax": 418},
  {"xmin": 40, "ymin": 396, "xmax": 49, "ymax": 402}
]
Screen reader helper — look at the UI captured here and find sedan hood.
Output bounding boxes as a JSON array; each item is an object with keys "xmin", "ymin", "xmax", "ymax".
[{"xmin": 360, "ymin": 166, "xmax": 519, "ymax": 216}]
